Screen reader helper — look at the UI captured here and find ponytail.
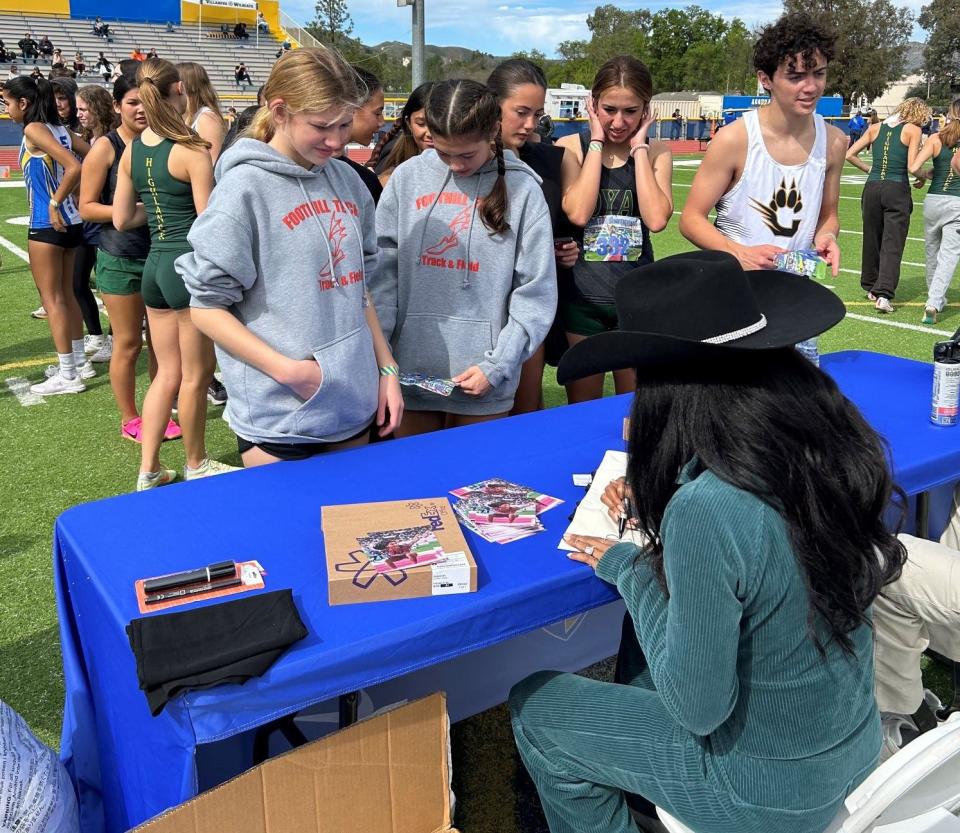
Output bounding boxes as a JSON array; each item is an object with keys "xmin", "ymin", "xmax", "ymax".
[
  {"xmin": 4, "ymin": 76, "xmax": 60, "ymax": 125},
  {"xmin": 939, "ymin": 98, "xmax": 960, "ymax": 150},
  {"xmin": 136, "ymin": 59, "xmax": 210, "ymax": 151},
  {"xmin": 247, "ymin": 105, "xmax": 273, "ymax": 141},
  {"xmin": 480, "ymin": 130, "xmax": 509, "ymax": 234},
  {"xmin": 425, "ymin": 79, "xmax": 510, "ymax": 235}
]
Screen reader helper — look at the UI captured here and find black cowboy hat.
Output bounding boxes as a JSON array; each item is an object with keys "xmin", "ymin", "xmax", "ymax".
[{"xmin": 556, "ymin": 250, "xmax": 845, "ymax": 384}]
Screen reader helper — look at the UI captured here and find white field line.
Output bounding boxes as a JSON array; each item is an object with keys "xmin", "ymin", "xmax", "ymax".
[
  {"xmin": 0, "ymin": 233, "xmax": 29, "ymax": 263},
  {"xmin": 844, "ymin": 312, "xmax": 952, "ymax": 336},
  {"xmin": 0, "ymin": 181, "xmax": 25, "ymax": 188},
  {"xmin": 5, "ymin": 377, "xmax": 45, "ymax": 406}
]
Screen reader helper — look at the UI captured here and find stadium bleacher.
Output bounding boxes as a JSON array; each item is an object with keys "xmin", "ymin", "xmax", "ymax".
[{"xmin": 0, "ymin": 12, "xmax": 283, "ymax": 107}]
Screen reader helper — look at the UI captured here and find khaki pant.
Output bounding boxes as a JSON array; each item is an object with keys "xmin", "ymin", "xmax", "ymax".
[{"xmin": 874, "ymin": 533, "xmax": 960, "ymax": 714}]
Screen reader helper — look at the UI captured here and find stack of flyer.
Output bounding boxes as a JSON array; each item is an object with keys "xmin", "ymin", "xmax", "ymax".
[{"xmin": 450, "ymin": 478, "xmax": 563, "ymax": 544}]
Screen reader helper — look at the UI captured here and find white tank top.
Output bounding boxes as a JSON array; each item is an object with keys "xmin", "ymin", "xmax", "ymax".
[
  {"xmin": 190, "ymin": 106, "xmax": 215, "ymax": 131},
  {"xmin": 714, "ymin": 109, "xmax": 826, "ymax": 250}
]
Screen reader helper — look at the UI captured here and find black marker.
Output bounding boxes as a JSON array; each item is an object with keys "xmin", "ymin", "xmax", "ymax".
[
  {"xmin": 144, "ymin": 576, "xmax": 243, "ymax": 605},
  {"xmin": 143, "ymin": 560, "xmax": 236, "ymax": 594}
]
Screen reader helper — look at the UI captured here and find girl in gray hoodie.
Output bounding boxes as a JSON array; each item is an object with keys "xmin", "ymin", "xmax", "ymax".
[
  {"xmin": 370, "ymin": 79, "xmax": 557, "ymax": 436},
  {"xmin": 178, "ymin": 48, "xmax": 404, "ymax": 466}
]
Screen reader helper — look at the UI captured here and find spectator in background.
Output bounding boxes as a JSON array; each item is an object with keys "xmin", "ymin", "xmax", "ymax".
[
  {"xmin": 6, "ymin": 63, "xmax": 18, "ymax": 80},
  {"xmin": 178, "ymin": 61, "xmax": 226, "ymax": 163},
  {"xmin": 73, "ymin": 51, "xmax": 85, "ymax": 75},
  {"xmin": 30, "ymin": 66, "xmax": 42, "ymax": 80},
  {"xmin": 130, "ymin": 47, "xmax": 146, "ymax": 62},
  {"xmin": 147, "ymin": 48, "xmax": 159, "ymax": 60},
  {"xmin": 224, "ymin": 106, "xmax": 237, "ymax": 126},
  {"xmin": 165, "ymin": 21, "xmax": 175, "ymax": 33},
  {"xmin": 275, "ymin": 39, "xmax": 291, "ymax": 59},
  {"xmin": 671, "ymin": 108, "xmax": 682, "ymax": 140},
  {"xmin": 51, "ymin": 49, "xmax": 65, "ymax": 71},
  {"xmin": 38, "ymin": 35, "xmax": 54, "ymax": 59},
  {"xmin": 220, "ymin": 23, "xmax": 230, "ymax": 35},
  {"xmin": 257, "ymin": 11, "xmax": 269, "ymax": 32},
  {"xmin": 234, "ymin": 22, "xmax": 249, "ymax": 41},
  {"xmin": 234, "ymin": 63, "xmax": 252, "ymax": 90},
  {"xmin": 92, "ymin": 18, "xmax": 112, "ymax": 41},
  {"xmin": 19, "ymin": 34, "xmax": 38, "ymax": 64},
  {"xmin": 848, "ymin": 109, "xmax": 866, "ymax": 147},
  {"xmin": 95, "ymin": 53, "xmax": 112, "ymax": 83},
  {"xmin": 868, "ymin": 109, "xmax": 879, "ymax": 125}
]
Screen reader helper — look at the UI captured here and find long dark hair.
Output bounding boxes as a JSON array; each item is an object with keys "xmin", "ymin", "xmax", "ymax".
[
  {"xmin": 424, "ymin": 79, "xmax": 509, "ymax": 235},
  {"xmin": 3, "ymin": 76, "xmax": 60, "ymax": 125},
  {"xmin": 368, "ymin": 80, "xmax": 433, "ymax": 172},
  {"xmin": 625, "ymin": 348, "xmax": 907, "ymax": 656}
]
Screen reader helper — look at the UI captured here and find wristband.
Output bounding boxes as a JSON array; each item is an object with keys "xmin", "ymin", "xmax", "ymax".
[
  {"xmin": 630, "ymin": 144, "xmax": 650, "ymax": 154},
  {"xmin": 587, "ymin": 140, "xmax": 604, "ymax": 153},
  {"xmin": 49, "ymin": 198, "xmax": 60, "ymax": 209},
  {"xmin": 378, "ymin": 364, "xmax": 399, "ymax": 377}
]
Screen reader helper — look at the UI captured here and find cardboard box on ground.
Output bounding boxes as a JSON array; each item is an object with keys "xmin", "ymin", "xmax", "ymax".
[{"xmin": 129, "ymin": 693, "xmax": 458, "ymax": 833}]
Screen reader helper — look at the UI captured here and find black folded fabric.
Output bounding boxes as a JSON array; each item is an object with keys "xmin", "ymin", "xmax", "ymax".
[{"xmin": 126, "ymin": 589, "xmax": 308, "ymax": 716}]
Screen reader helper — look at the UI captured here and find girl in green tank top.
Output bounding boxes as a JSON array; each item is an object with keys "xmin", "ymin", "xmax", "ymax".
[
  {"xmin": 845, "ymin": 97, "xmax": 930, "ymax": 311},
  {"xmin": 113, "ymin": 58, "xmax": 238, "ymax": 492},
  {"xmin": 911, "ymin": 98, "xmax": 960, "ymax": 323}
]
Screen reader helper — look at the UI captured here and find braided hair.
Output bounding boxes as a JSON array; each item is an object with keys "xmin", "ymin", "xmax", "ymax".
[
  {"xmin": 424, "ymin": 79, "xmax": 509, "ymax": 235},
  {"xmin": 368, "ymin": 80, "xmax": 434, "ymax": 172}
]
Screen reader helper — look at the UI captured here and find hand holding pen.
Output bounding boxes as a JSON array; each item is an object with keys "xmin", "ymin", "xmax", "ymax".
[{"xmin": 599, "ymin": 477, "xmax": 636, "ymax": 538}]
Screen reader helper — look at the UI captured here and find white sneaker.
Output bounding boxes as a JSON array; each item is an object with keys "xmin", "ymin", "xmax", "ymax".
[
  {"xmin": 184, "ymin": 458, "xmax": 241, "ymax": 481},
  {"xmin": 89, "ymin": 335, "xmax": 113, "ymax": 363},
  {"xmin": 83, "ymin": 334, "xmax": 104, "ymax": 354},
  {"xmin": 880, "ymin": 713, "xmax": 917, "ymax": 762},
  {"xmin": 30, "ymin": 305, "xmax": 47, "ymax": 319},
  {"xmin": 30, "ymin": 372, "xmax": 86, "ymax": 396},
  {"xmin": 45, "ymin": 361, "xmax": 95, "ymax": 380},
  {"xmin": 876, "ymin": 297, "xmax": 894, "ymax": 313},
  {"xmin": 136, "ymin": 468, "xmax": 177, "ymax": 492}
]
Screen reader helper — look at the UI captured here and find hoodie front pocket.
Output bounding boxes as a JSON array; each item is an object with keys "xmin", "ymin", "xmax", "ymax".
[
  {"xmin": 294, "ymin": 326, "xmax": 378, "ymax": 438},
  {"xmin": 393, "ymin": 313, "xmax": 494, "ymax": 380}
]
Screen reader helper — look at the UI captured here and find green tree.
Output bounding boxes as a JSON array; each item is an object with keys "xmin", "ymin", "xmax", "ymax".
[
  {"xmin": 585, "ymin": 4, "xmax": 651, "ymax": 65},
  {"xmin": 425, "ymin": 54, "xmax": 444, "ymax": 82},
  {"xmin": 311, "ymin": 0, "xmax": 353, "ymax": 47},
  {"xmin": 646, "ymin": 6, "xmax": 729, "ymax": 92},
  {"xmin": 782, "ymin": 0, "xmax": 913, "ymax": 101},
  {"xmin": 511, "ymin": 48, "xmax": 548, "ymax": 66},
  {"xmin": 919, "ymin": 0, "xmax": 960, "ymax": 99}
]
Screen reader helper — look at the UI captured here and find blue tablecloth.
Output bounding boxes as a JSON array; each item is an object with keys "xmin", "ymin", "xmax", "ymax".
[{"xmin": 55, "ymin": 350, "xmax": 960, "ymax": 833}]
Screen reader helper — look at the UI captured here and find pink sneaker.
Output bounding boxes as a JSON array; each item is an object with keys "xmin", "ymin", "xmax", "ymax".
[
  {"xmin": 121, "ymin": 416, "xmax": 144, "ymax": 443},
  {"xmin": 163, "ymin": 419, "xmax": 182, "ymax": 441}
]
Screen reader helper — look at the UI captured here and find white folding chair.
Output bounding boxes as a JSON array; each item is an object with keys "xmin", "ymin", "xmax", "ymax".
[{"xmin": 656, "ymin": 714, "xmax": 960, "ymax": 833}]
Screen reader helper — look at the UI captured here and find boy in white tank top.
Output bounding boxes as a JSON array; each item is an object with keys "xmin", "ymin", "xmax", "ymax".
[{"xmin": 680, "ymin": 14, "xmax": 847, "ymax": 277}]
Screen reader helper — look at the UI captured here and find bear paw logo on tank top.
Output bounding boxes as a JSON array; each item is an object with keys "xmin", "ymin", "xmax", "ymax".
[
  {"xmin": 750, "ymin": 178, "xmax": 804, "ymax": 238},
  {"xmin": 422, "ymin": 203, "xmax": 473, "ymax": 256}
]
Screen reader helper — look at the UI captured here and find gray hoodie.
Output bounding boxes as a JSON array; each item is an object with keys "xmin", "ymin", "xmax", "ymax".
[
  {"xmin": 177, "ymin": 138, "xmax": 379, "ymax": 444},
  {"xmin": 370, "ymin": 148, "xmax": 557, "ymax": 415}
]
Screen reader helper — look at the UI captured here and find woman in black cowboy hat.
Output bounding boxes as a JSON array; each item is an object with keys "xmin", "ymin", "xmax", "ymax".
[{"xmin": 510, "ymin": 250, "xmax": 907, "ymax": 833}]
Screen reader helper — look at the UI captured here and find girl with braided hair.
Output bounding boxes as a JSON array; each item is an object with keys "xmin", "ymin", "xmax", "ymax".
[
  {"xmin": 369, "ymin": 78, "xmax": 557, "ymax": 437},
  {"xmin": 369, "ymin": 81, "xmax": 434, "ymax": 185}
]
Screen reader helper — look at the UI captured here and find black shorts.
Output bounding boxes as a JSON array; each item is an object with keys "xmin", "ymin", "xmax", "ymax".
[
  {"xmin": 28, "ymin": 225, "xmax": 84, "ymax": 248},
  {"xmin": 236, "ymin": 424, "xmax": 370, "ymax": 461}
]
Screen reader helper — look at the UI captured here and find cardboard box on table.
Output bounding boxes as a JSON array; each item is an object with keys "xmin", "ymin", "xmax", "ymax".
[
  {"xmin": 129, "ymin": 692, "xmax": 458, "ymax": 833},
  {"xmin": 322, "ymin": 498, "xmax": 477, "ymax": 606}
]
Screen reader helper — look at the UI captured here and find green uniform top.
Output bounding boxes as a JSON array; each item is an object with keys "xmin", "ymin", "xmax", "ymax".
[
  {"xmin": 130, "ymin": 137, "xmax": 197, "ymax": 248},
  {"xmin": 929, "ymin": 142, "xmax": 960, "ymax": 197},
  {"xmin": 867, "ymin": 123, "xmax": 909, "ymax": 183},
  {"xmin": 597, "ymin": 459, "xmax": 879, "ymax": 809}
]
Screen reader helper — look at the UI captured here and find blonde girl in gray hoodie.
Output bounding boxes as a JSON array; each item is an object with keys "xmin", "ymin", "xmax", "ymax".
[
  {"xmin": 179, "ymin": 48, "xmax": 403, "ymax": 466},
  {"xmin": 370, "ymin": 79, "xmax": 557, "ymax": 437}
]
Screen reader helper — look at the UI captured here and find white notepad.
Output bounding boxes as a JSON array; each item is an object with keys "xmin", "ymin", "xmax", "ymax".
[{"xmin": 559, "ymin": 450, "xmax": 648, "ymax": 551}]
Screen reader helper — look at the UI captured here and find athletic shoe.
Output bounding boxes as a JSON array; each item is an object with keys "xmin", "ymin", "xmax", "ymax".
[
  {"xmin": 163, "ymin": 419, "xmax": 182, "ymax": 441},
  {"xmin": 31, "ymin": 305, "xmax": 47, "ymax": 319},
  {"xmin": 136, "ymin": 469, "xmax": 177, "ymax": 492},
  {"xmin": 876, "ymin": 297, "xmax": 894, "ymax": 313},
  {"xmin": 922, "ymin": 308, "xmax": 938, "ymax": 325},
  {"xmin": 87, "ymin": 334, "xmax": 113, "ymax": 362},
  {"xmin": 879, "ymin": 689, "xmax": 944, "ymax": 763},
  {"xmin": 207, "ymin": 378, "xmax": 228, "ymax": 405},
  {"xmin": 866, "ymin": 292, "xmax": 877, "ymax": 301},
  {"xmin": 121, "ymin": 416, "xmax": 144, "ymax": 443},
  {"xmin": 45, "ymin": 361, "xmax": 95, "ymax": 380},
  {"xmin": 183, "ymin": 458, "xmax": 240, "ymax": 481},
  {"xmin": 30, "ymin": 372, "xmax": 85, "ymax": 396},
  {"xmin": 84, "ymin": 334, "xmax": 103, "ymax": 353}
]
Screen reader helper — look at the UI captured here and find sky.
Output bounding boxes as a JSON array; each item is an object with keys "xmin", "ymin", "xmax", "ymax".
[{"xmin": 282, "ymin": 0, "xmax": 928, "ymax": 57}]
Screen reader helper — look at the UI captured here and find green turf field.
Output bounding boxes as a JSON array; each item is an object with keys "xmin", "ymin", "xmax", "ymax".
[{"xmin": 0, "ymin": 156, "xmax": 953, "ymax": 831}]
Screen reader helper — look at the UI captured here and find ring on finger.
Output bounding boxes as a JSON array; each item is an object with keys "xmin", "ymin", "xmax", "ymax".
[{"xmin": 583, "ymin": 545, "xmax": 595, "ymax": 556}]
